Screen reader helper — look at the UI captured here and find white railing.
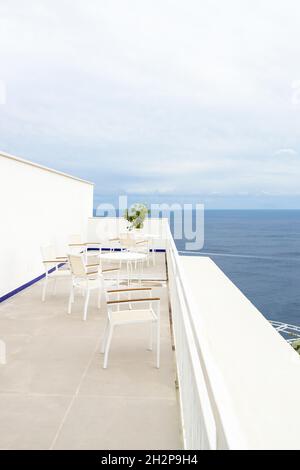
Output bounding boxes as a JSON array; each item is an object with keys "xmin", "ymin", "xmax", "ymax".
[{"xmin": 166, "ymin": 224, "xmax": 246, "ymax": 450}]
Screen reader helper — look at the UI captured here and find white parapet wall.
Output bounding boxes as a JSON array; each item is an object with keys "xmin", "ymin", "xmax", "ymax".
[
  {"xmin": 179, "ymin": 255, "xmax": 300, "ymax": 449},
  {"xmin": 0, "ymin": 151, "xmax": 94, "ymax": 299}
]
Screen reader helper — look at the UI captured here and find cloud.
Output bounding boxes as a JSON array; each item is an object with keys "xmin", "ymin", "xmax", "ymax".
[{"xmin": 1, "ymin": 1, "xmax": 300, "ymax": 207}]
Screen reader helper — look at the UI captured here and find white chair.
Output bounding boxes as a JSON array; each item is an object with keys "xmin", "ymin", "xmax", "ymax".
[
  {"xmin": 119, "ymin": 233, "xmax": 150, "ymax": 267},
  {"xmin": 101, "ymin": 282, "xmax": 160, "ymax": 369},
  {"xmin": 98, "ymin": 235, "xmax": 121, "ymax": 253},
  {"xmin": 67, "ymin": 254, "xmax": 119, "ymax": 321},
  {"xmin": 41, "ymin": 245, "xmax": 70, "ymax": 302},
  {"xmin": 68, "ymin": 234, "xmax": 100, "ymax": 262},
  {"xmin": 94, "ymin": 221, "xmax": 121, "ymax": 252}
]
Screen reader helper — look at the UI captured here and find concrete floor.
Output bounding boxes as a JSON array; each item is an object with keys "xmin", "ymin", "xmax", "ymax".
[{"xmin": 0, "ymin": 253, "xmax": 182, "ymax": 450}]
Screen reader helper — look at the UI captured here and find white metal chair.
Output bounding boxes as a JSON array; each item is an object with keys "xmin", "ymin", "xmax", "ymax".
[
  {"xmin": 41, "ymin": 245, "xmax": 70, "ymax": 302},
  {"xmin": 67, "ymin": 254, "xmax": 119, "ymax": 321},
  {"xmin": 101, "ymin": 281, "xmax": 160, "ymax": 369},
  {"xmin": 94, "ymin": 221, "xmax": 121, "ymax": 252},
  {"xmin": 68, "ymin": 234, "xmax": 100, "ymax": 262},
  {"xmin": 119, "ymin": 233, "xmax": 150, "ymax": 267},
  {"xmin": 98, "ymin": 235, "xmax": 121, "ymax": 252}
]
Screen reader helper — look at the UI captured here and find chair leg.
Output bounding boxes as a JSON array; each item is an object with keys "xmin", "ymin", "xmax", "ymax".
[
  {"xmin": 156, "ymin": 320, "xmax": 160, "ymax": 369},
  {"xmin": 126, "ymin": 261, "xmax": 130, "ymax": 287},
  {"xmin": 83, "ymin": 289, "xmax": 90, "ymax": 321},
  {"xmin": 148, "ymin": 321, "xmax": 153, "ymax": 351},
  {"xmin": 139, "ymin": 261, "xmax": 143, "ymax": 286},
  {"xmin": 97, "ymin": 288, "xmax": 101, "ymax": 309},
  {"xmin": 103, "ymin": 324, "xmax": 114, "ymax": 369},
  {"xmin": 153, "ymin": 250, "xmax": 156, "ymax": 266},
  {"xmin": 42, "ymin": 276, "xmax": 48, "ymax": 302},
  {"xmin": 101, "ymin": 319, "xmax": 109, "ymax": 353},
  {"xmin": 68, "ymin": 285, "xmax": 74, "ymax": 314}
]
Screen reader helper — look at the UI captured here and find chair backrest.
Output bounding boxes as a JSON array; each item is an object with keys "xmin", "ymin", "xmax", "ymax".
[
  {"xmin": 119, "ymin": 233, "xmax": 137, "ymax": 250},
  {"xmin": 68, "ymin": 254, "xmax": 86, "ymax": 277},
  {"xmin": 41, "ymin": 244, "xmax": 56, "ymax": 266},
  {"xmin": 119, "ymin": 233, "xmax": 149, "ymax": 254},
  {"xmin": 68, "ymin": 234, "xmax": 83, "ymax": 245}
]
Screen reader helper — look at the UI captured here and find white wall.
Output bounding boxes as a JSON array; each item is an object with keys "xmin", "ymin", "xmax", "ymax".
[{"xmin": 0, "ymin": 152, "xmax": 94, "ymax": 298}]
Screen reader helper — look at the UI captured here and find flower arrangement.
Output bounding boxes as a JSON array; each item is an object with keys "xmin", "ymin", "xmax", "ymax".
[{"xmin": 124, "ymin": 203, "xmax": 149, "ymax": 230}]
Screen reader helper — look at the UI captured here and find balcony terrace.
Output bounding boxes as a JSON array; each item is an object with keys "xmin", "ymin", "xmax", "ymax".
[{"xmin": 1, "ymin": 151, "xmax": 300, "ymax": 450}]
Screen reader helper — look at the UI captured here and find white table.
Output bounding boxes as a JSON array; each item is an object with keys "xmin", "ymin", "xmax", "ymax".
[{"xmin": 99, "ymin": 252, "xmax": 147, "ymax": 286}]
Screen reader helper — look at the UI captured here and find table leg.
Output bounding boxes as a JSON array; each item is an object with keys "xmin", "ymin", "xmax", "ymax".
[
  {"xmin": 127, "ymin": 261, "xmax": 130, "ymax": 286},
  {"xmin": 140, "ymin": 260, "xmax": 143, "ymax": 286}
]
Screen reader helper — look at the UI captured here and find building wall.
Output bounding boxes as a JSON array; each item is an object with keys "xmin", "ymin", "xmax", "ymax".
[{"xmin": 0, "ymin": 152, "xmax": 94, "ymax": 298}]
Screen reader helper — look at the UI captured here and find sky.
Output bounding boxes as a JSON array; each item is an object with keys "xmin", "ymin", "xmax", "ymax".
[{"xmin": 1, "ymin": 0, "xmax": 300, "ymax": 208}]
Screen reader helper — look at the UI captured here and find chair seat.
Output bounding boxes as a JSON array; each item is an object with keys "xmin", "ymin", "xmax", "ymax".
[
  {"xmin": 75, "ymin": 278, "xmax": 102, "ymax": 289},
  {"xmin": 86, "ymin": 250, "xmax": 98, "ymax": 256},
  {"xmin": 109, "ymin": 308, "xmax": 155, "ymax": 325},
  {"xmin": 48, "ymin": 269, "xmax": 70, "ymax": 278}
]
